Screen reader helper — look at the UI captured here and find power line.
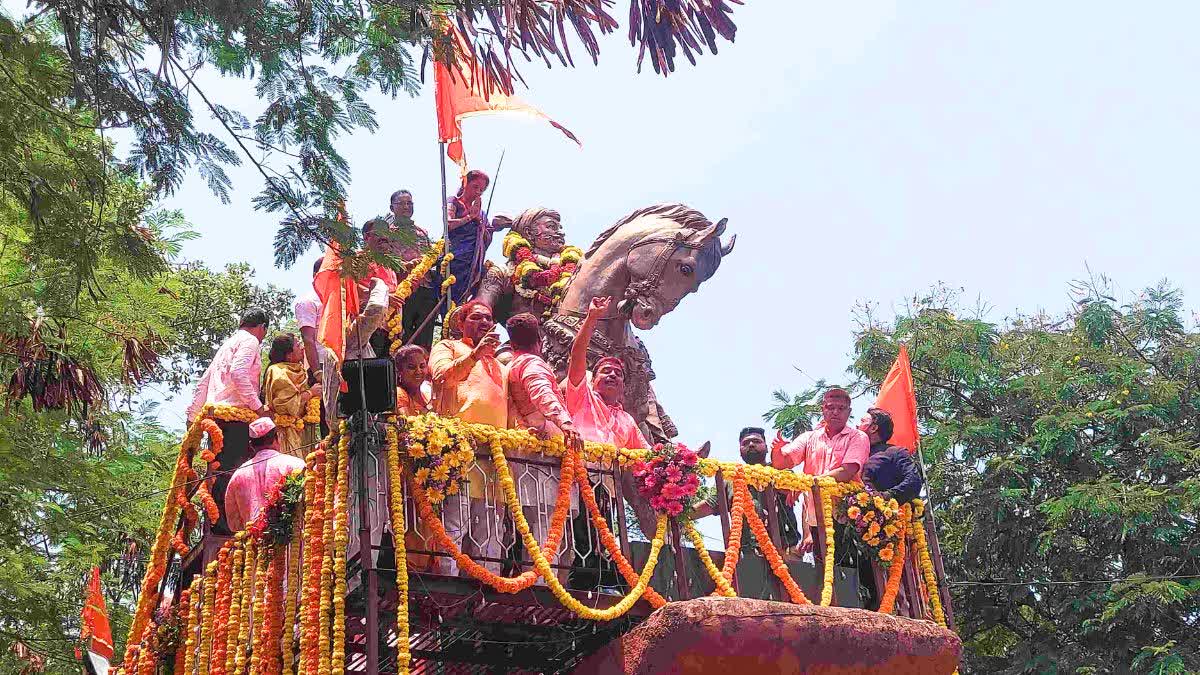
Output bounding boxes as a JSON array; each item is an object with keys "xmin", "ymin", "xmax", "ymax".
[{"xmin": 948, "ymin": 574, "xmax": 1200, "ymax": 588}]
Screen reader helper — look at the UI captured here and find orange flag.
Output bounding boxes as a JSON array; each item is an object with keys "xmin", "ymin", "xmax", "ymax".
[
  {"xmin": 79, "ymin": 567, "xmax": 114, "ymax": 668},
  {"xmin": 434, "ymin": 27, "xmax": 580, "ymax": 170},
  {"xmin": 874, "ymin": 345, "xmax": 920, "ymax": 454}
]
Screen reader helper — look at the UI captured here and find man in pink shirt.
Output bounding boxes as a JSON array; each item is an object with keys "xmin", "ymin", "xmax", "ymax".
[
  {"xmin": 224, "ymin": 418, "xmax": 306, "ymax": 534},
  {"xmin": 771, "ymin": 387, "xmax": 869, "ymax": 553},
  {"xmin": 186, "ymin": 308, "xmax": 270, "ymax": 534},
  {"xmin": 504, "ymin": 312, "xmax": 583, "ymax": 582},
  {"xmin": 565, "ymin": 296, "xmax": 656, "ymax": 544}
]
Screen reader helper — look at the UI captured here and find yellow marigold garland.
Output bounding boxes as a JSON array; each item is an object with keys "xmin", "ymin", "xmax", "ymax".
[
  {"xmin": 384, "ymin": 422, "xmax": 412, "ymax": 674},
  {"xmin": 222, "ymin": 540, "xmax": 246, "ymax": 674},
  {"xmin": 304, "ymin": 396, "xmax": 321, "ymax": 424},
  {"xmin": 300, "ymin": 447, "xmax": 327, "ymax": 673},
  {"xmin": 273, "ymin": 413, "xmax": 306, "ymax": 432},
  {"xmin": 318, "ymin": 431, "xmax": 337, "ymax": 675},
  {"xmin": 911, "ymin": 499, "xmax": 948, "ymax": 627},
  {"xmin": 736, "ymin": 478, "xmax": 811, "ymax": 604},
  {"xmin": 683, "ymin": 521, "xmax": 736, "ymax": 597},
  {"xmin": 282, "ymin": 539, "xmax": 302, "ymax": 674},
  {"xmin": 330, "ymin": 426, "xmax": 351, "ymax": 674},
  {"xmin": 181, "ymin": 577, "xmax": 201, "ymax": 675},
  {"xmin": 249, "ymin": 546, "xmax": 269, "ymax": 674},
  {"xmin": 234, "ymin": 538, "xmax": 255, "ymax": 673},
  {"xmin": 172, "ymin": 588, "xmax": 191, "ymax": 675},
  {"xmin": 208, "ymin": 404, "xmax": 257, "ymax": 423},
  {"xmin": 819, "ymin": 477, "xmax": 837, "ymax": 606},
  {"xmin": 492, "ymin": 444, "xmax": 666, "ymax": 620},
  {"xmin": 197, "ymin": 560, "xmax": 218, "ymax": 674}
]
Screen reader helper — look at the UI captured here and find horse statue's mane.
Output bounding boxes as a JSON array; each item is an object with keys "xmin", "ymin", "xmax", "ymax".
[{"xmin": 584, "ymin": 203, "xmax": 716, "ymax": 258}]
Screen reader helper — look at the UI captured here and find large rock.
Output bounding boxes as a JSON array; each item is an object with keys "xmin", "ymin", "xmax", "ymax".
[{"xmin": 573, "ymin": 598, "xmax": 961, "ymax": 674}]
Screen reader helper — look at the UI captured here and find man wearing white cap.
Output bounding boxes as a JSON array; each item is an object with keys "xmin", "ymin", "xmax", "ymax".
[{"xmin": 223, "ymin": 418, "xmax": 306, "ymax": 534}]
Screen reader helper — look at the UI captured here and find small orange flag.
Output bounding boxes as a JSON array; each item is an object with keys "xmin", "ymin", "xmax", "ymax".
[
  {"xmin": 434, "ymin": 26, "xmax": 580, "ymax": 171},
  {"xmin": 79, "ymin": 567, "xmax": 114, "ymax": 663},
  {"xmin": 874, "ymin": 345, "xmax": 920, "ymax": 454}
]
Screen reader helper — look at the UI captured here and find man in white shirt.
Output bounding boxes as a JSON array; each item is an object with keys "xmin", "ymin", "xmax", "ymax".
[
  {"xmin": 186, "ymin": 307, "xmax": 270, "ymax": 534},
  {"xmin": 295, "ymin": 258, "xmax": 325, "ymax": 432}
]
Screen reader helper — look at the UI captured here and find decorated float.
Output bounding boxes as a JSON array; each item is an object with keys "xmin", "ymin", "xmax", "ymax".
[{"xmin": 112, "ymin": 205, "xmax": 959, "ymax": 674}]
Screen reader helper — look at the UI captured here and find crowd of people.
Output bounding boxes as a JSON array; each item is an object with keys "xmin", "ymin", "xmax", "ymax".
[{"xmin": 185, "ymin": 173, "xmax": 924, "ymax": 604}]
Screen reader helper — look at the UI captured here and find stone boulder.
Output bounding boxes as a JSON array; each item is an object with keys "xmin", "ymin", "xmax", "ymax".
[{"xmin": 573, "ymin": 598, "xmax": 960, "ymax": 674}]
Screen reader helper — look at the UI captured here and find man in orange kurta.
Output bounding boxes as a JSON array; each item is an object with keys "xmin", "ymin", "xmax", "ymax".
[{"xmin": 429, "ymin": 300, "xmax": 506, "ymax": 574}]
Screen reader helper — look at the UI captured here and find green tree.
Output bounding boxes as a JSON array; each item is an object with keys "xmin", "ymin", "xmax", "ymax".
[
  {"xmin": 0, "ymin": 16, "xmax": 292, "ymax": 668},
  {"xmin": 767, "ymin": 281, "xmax": 1200, "ymax": 673},
  {"xmin": 5, "ymin": 0, "xmax": 744, "ymax": 269}
]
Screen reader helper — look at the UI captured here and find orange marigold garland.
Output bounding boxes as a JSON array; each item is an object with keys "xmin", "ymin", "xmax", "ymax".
[
  {"xmin": 171, "ymin": 588, "xmax": 191, "ymax": 675},
  {"xmin": 255, "ymin": 545, "xmax": 285, "ymax": 674},
  {"xmin": 248, "ymin": 545, "xmax": 270, "ymax": 674},
  {"xmin": 735, "ymin": 478, "xmax": 811, "ymax": 604},
  {"xmin": 207, "ymin": 544, "xmax": 235, "ymax": 674},
  {"xmin": 719, "ymin": 468, "xmax": 749, "ymax": 582},
  {"xmin": 234, "ymin": 537, "xmax": 255, "ymax": 673},
  {"xmin": 877, "ymin": 504, "xmax": 910, "ymax": 614},
  {"xmin": 123, "ymin": 416, "xmax": 204, "ymax": 658},
  {"xmin": 569, "ymin": 451, "xmax": 668, "ymax": 609},
  {"xmin": 282, "ymin": 539, "xmax": 302, "ymax": 674},
  {"xmin": 180, "ymin": 577, "xmax": 201, "ymax": 675}
]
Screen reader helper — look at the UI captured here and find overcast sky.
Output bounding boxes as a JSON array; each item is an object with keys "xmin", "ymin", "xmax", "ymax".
[{"xmin": 56, "ymin": 2, "xmax": 1199, "ymax": 537}]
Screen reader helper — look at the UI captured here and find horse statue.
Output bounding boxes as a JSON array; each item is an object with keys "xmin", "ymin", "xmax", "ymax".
[
  {"xmin": 477, "ymin": 207, "xmax": 583, "ymax": 323},
  {"xmin": 540, "ymin": 203, "xmax": 736, "ymax": 444}
]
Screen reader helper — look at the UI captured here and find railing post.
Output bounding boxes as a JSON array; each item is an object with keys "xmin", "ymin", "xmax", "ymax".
[
  {"xmin": 713, "ymin": 471, "xmax": 739, "ymax": 593},
  {"xmin": 610, "ymin": 460, "xmax": 635, "ymax": 574},
  {"xmin": 669, "ymin": 519, "xmax": 689, "ymax": 600}
]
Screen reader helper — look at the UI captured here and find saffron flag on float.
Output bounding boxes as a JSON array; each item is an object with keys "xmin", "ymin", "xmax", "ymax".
[
  {"xmin": 314, "ymin": 210, "xmax": 399, "ymax": 366},
  {"xmin": 78, "ymin": 566, "xmax": 114, "ymax": 675},
  {"xmin": 874, "ymin": 344, "xmax": 920, "ymax": 454},
  {"xmin": 434, "ymin": 25, "xmax": 580, "ymax": 170}
]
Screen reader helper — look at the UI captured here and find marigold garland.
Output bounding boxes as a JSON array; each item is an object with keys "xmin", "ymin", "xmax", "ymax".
[
  {"xmin": 300, "ymin": 447, "xmax": 327, "ymax": 673},
  {"xmin": 384, "ymin": 422, "xmax": 412, "ymax": 674},
  {"xmin": 134, "ymin": 621, "xmax": 157, "ymax": 674},
  {"xmin": 207, "ymin": 544, "xmax": 234, "ymax": 674},
  {"xmin": 911, "ymin": 500, "xmax": 948, "ymax": 627},
  {"xmin": 877, "ymin": 504, "xmax": 910, "ymax": 615},
  {"xmin": 736, "ymin": 478, "xmax": 811, "ymax": 604},
  {"xmin": 282, "ymin": 539, "xmax": 302, "ymax": 674},
  {"xmin": 409, "ymin": 443, "xmax": 575, "ymax": 594},
  {"xmin": 568, "ymin": 451, "xmax": 667, "ymax": 609},
  {"xmin": 304, "ymin": 395, "xmax": 322, "ymax": 424},
  {"xmin": 819, "ymin": 477, "xmax": 837, "ymax": 606},
  {"xmin": 234, "ymin": 538, "xmax": 255, "ymax": 673},
  {"xmin": 248, "ymin": 546, "xmax": 270, "ymax": 674},
  {"xmin": 181, "ymin": 577, "xmax": 201, "ymax": 675},
  {"xmin": 171, "ymin": 588, "xmax": 191, "ymax": 675},
  {"xmin": 683, "ymin": 521, "xmax": 736, "ymax": 597},
  {"xmin": 329, "ymin": 427, "xmax": 351, "ymax": 674},
  {"xmin": 208, "ymin": 404, "xmax": 257, "ymax": 423},
  {"xmin": 222, "ymin": 540, "xmax": 246, "ymax": 674},
  {"xmin": 318, "ymin": 431, "xmax": 338, "ymax": 675},
  {"xmin": 493, "ymin": 445, "xmax": 665, "ymax": 620},
  {"xmin": 719, "ymin": 470, "xmax": 748, "ymax": 582},
  {"xmin": 196, "ymin": 560, "xmax": 218, "ymax": 674},
  {"xmin": 501, "ymin": 230, "xmax": 583, "ymax": 314}
]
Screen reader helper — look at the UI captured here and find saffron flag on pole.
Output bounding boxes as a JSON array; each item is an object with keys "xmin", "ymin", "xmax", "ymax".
[
  {"xmin": 314, "ymin": 210, "xmax": 398, "ymax": 366},
  {"xmin": 874, "ymin": 344, "xmax": 920, "ymax": 454},
  {"xmin": 78, "ymin": 566, "xmax": 114, "ymax": 674},
  {"xmin": 434, "ymin": 26, "xmax": 580, "ymax": 171}
]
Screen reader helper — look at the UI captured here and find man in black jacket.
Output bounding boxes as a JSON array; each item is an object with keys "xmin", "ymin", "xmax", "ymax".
[{"xmin": 858, "ymin": 408, "xmax": 924, "ymax": 503}]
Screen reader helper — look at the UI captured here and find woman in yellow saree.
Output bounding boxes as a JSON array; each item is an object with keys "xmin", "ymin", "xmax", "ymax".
[{"xmin": 263, "ymin": 333, "xmax": 322, "ymax": 458}]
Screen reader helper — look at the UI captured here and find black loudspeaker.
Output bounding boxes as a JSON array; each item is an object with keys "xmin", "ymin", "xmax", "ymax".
[{"xmin": 338, "ymin": 358, "xmax": 396, "ymax": 415}]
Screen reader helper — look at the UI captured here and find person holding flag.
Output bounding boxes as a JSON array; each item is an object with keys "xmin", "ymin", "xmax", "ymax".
[{"xmin": 443, "ymin": 170, "xmax": 508, "ymax": 312}]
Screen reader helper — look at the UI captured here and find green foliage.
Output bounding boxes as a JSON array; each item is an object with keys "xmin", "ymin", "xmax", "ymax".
[
  {"xmin": 6, "ymin": 0, "xmax": 741, "ymax": 271},
  {"xmin": 805, "ymin": 280, "xmax": 1200, "ymax": 673}
]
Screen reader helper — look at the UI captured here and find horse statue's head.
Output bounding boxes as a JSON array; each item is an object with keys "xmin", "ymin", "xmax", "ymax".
[{"xmin": 564, "ymin": 203, "xmax": 736, "ymax": 330}]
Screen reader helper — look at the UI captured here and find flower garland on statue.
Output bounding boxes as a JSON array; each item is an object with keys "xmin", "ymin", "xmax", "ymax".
[
  {"xmin": 502, "ymin": 231, "xmax": 583, "ymax": 314},
  {"xmin": 631, "ymin": 441, "xmax": 702, "ymax": 517}
]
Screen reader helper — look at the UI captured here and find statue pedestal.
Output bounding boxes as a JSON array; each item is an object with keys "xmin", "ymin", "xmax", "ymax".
[{"xmin": 573, "ymin": 597, "xmax": 961, "ymax": 675}]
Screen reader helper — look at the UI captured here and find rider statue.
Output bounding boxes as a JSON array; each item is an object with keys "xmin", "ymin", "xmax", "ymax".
[{"xmin": 477, "ymin": 207, "xmax": 583, "ymax": 323}]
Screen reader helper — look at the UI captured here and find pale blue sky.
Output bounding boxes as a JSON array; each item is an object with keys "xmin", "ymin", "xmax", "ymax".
[{"xmin": 129, "ymin": 2, "xmax": 1197, "ymax": 477}]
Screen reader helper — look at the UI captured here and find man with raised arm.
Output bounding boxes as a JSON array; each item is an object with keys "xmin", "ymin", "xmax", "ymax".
[
  {"xmin": 186, "ymin": 307, "xmax": 270, "ymax": 535},
  {"xmin": 429, "ymin": 299, "xmax": 506, "ymax": 573},
  {"xmin": 564, "ymin": 296, "xmax": 656, "ymax": 540},
  {"xmin": 771, "ymin": 387, "xmax": 870, "ymax": 553}
]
